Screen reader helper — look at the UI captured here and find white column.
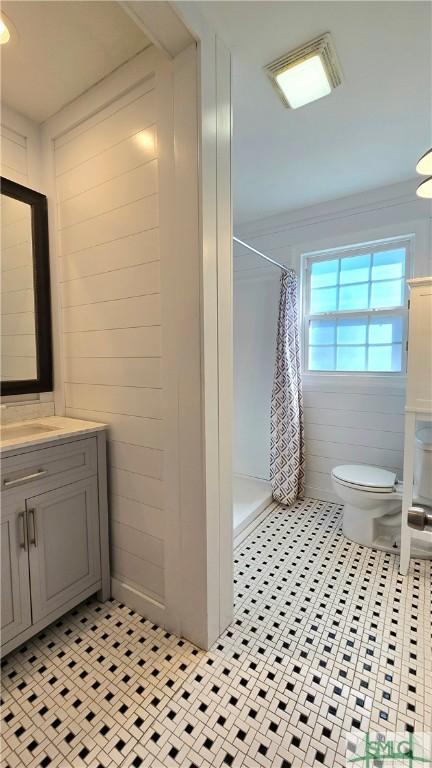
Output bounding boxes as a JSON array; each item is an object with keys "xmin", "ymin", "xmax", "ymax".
[{"xmin": 400, "ymin": 410, "xmax": 416, "ymax": 575}]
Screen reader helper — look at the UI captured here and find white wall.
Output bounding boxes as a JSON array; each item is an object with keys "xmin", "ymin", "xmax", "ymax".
[
  {"xmin": 0, "ymin": 107, "xmax": 55, "ymax": 421},
  {"xmin": 234, "ymin": 180, "xmax": 432, "ymax": 502},
  {"xmin": 233, "ymin": 272, "xmax": 279, "ymax": 480},
  {"xmin": 43, "ymin": 48, "xmax": 168, "ymax": 622},
  {"xmin": 3, "ymin": 9, "xmax": 233, "ymax": 648},
  {"xmin": 1, "ymin": 121, "xmax": 30, "ymax": 185},
  {"xmin": 43, "ymin": 36, "xmax": 233, "ymax": 649},
  {"xmin": 2, "ymin": 4, "xmax": 233, "ymax": 649}
]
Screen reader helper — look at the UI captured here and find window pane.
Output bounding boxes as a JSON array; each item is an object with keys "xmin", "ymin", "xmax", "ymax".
[
  {"xmin": 336, "ymin": 346, "xmax": 366, "ymax": 371},
  {"xmin": 311, "ymin": 259, "xmax": 339, "ymax": 288},
  {"xmin": 309, "ymin": 346, "xmax": 335, "ymax": 371},
  {"xmin": 372, "ymin": 249, "xmax": 405, "ymax": 281},
  {"xmin": 309, "ymin": 319, "xmax": 336, "ymax": 345},
  {"xmin": 368, "ymin": 344, "xmax": 402, "ymax": 372},
  {"xmin": 339, "ymin": 283, "xmax": 369, "ymax": 311},
  {"xmin": 310, "ymin": 286, "xmax": 337, "ymax": 313},
  {"xmin": 340, "ymin": 254, "xmax": 370, "ymax": 285},
  {"xmin": 370, "ymin": 279, "xmax": 403, "ymax": 309},
  {"xmin": 307, "ymin": 245, "xmax": 407, "ymax": 376},
  {"xmin": 337, "ymin": 318, "xmax": 367, "ymax": 345},
  {"xmin": 369, "ymin": 316, "xmax": 403, "ymax": 344}
]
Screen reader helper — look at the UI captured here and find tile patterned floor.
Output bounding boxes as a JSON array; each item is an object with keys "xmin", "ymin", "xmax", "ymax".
[{"xmin": 1, "ymin": 498, "xmax": 431, "ymax": 768}]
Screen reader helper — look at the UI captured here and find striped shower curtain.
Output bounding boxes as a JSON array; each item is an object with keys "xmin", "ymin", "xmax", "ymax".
[{"xmin": 270, "ymin": 270, "xmax": 305, "ymax": 505}]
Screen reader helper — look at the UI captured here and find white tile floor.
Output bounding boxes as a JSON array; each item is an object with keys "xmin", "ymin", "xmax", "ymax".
[{"xmin": 1, "ymin": 497, "xmax": 431, "ymax": 768}]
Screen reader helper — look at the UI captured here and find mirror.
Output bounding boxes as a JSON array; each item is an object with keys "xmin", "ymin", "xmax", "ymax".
[{"xmin": 1, "ymin": 177, "xmax": 53, "ymax": 395}]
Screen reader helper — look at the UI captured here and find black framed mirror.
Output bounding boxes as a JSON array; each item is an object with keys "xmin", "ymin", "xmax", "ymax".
[{"xmin": 1, "ymin": 177, "xmax": 53, "ymax": 395}]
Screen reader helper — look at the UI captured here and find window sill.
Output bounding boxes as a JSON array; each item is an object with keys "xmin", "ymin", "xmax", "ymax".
[{"xmin": 302, "ymin": 371, "xmax": 406, "ymax": 392}]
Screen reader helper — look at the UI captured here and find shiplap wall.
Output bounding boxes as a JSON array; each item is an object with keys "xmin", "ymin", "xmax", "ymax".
[
  {"xmin": 1, "ymin": 124, "xmax": 29, "ymax": 184},
  {"xmin": 234, "ymin": 181, "xmax": 432, "ymax": 502},
  {"xmin": 302, "ymin": 381, "xmax": 405, "ymax": 500},
  {"xmin": 53, "ymin": 74, "xmax": 165, "ymax": 609}
]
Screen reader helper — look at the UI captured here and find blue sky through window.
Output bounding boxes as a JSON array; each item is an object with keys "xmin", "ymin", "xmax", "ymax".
[
  {"xmin": 307, "ymin": 243, "xmax": 407, "ymax": 373},
  {"xmin": 308, "ymin": 316, "xmax": 404, "ymax": 372},
  {"xmin": 310, "ymin": 247, "xmax": 405, "ymax": 314}
]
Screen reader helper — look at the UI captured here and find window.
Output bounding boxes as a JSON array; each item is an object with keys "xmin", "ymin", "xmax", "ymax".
[{"xmin": 303, "ymin": 239, "xmax": 410, "ymax": 374}]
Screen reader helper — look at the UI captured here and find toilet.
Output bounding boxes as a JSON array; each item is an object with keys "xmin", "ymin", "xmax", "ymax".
[
  {"xmin": 331, "ymin": 465, "xmax": 402, "ymax": 548},
  {"xmin": 332, "ymin": 426, "xmax": 432, "ymax": 551}
]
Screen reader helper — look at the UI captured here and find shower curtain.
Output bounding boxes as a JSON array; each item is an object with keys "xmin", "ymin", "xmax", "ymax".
[{"xmin": 270, "ymin": 270, "xmax": 305, "ymax": 505}]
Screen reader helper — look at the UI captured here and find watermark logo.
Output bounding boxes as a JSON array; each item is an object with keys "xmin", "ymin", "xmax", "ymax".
[{"xmin": 346, "ymin": 732, "xmax": 432, "ymax": 767}]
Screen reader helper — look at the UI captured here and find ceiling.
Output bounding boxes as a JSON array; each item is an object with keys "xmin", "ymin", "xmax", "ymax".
[
  {"xmin": 1, "ymin": 1, "xmax": 151, "ymax": 123},
  {"xmin": 198, "ymin": 1, "xmax": 432, "ymax": 224}
]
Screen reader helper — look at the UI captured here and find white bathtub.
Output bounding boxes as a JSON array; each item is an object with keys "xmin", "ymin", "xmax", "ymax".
[{"xmin": 233, "ymin": 474, "xmax": 273, "ymax": 538}]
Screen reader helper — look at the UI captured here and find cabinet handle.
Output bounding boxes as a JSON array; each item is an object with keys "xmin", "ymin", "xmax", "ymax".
[
  {"xmin": 18, "ymin": 512, "xmax": 28, "ymax": 551},
  {"xmin": 28, "ymin": 509, "xmax": 37, "ymax": 547},
  {"xmin": 3, "ymin": 469, "xmax": 47, "ymax": 488}
]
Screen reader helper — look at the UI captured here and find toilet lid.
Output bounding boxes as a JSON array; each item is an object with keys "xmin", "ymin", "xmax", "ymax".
[{"xmin": 332, "ymin": 465, "xmax": 397, "ymax": 492}]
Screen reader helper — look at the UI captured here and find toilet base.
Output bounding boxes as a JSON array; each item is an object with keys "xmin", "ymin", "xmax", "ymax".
[
  {"xmin": 342, "ymin": 503, "xmax": 432, "ymax": 557},
  {"xmin": 342, "ymin": 501, "xmax": 401, "ymax": 549}
]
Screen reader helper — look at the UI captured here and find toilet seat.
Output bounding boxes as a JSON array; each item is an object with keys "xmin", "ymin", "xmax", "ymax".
[{"xmin": 331, "ymin": 465, "xmax": 397, "ymax": 494}]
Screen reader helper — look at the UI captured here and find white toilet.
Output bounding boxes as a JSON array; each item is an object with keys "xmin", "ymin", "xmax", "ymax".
[
  {"xmin": 331, "ymin": 464, "xmax": 402, "ymax": 548},
  {"xmin": 331, "ymin": 426, "xmax": 432, "ymax": 551}
]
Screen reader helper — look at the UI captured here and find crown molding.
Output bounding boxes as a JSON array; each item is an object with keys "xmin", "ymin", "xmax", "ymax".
[{"xmin": 236, "ymin": 179, "xmax": 427, "ymax": 242}]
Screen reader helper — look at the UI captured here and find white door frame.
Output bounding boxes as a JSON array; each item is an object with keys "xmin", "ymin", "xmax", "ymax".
[
  {"xmin": 168, "ymin": 4, "xmax": 234, "ymax": 648},
  {"xmin": 127, "ymin": 1, "xmax": 234, "ymax": 648}
]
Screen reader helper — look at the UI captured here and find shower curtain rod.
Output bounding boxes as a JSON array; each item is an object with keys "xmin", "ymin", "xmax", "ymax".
[{"xmin": 233, "ymin": 236, "xmax": 290, "ymax": 274}]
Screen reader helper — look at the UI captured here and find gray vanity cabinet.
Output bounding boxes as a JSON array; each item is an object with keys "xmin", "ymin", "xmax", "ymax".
[
  {"xmin": 1, "ymin": 425, "xmax": 110, "ymax": 656},
  {"xmin": 26, "ymin": 477, "xmax": 101, "ymax": 623},
  {"xmin": 1, "ymin": 497, "xmax": 32, "ymax": 645}
]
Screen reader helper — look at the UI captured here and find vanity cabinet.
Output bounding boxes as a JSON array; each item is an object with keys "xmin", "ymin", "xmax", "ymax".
[
  {"xmin": 26, "ymin": 477, "xmax": 101, "ymax": 622},
  {"xmin": 1, "ymin": 420, "xmax": 110, "ymax": 656},
  {"xmin": 1, "ymin": 498, "xmax": 32, "ymax": 646}
]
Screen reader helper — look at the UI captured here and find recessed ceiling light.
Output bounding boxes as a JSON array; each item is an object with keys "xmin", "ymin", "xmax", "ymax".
[
  {"xmin": 265, "ymin": 33, "xmax": 343, "ymax": 110},
  {"xmin": 0, "ymin": 13, "xmax": 11, "ymax": 45},
  {"xmin": 416, "ymin": 148, "xmax": 432, "ymax": 176}
]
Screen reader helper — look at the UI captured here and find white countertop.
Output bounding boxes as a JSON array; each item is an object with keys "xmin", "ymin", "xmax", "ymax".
[{"xmin": 0, "ymin": 416, "xmax": 107, "ymax": 453}]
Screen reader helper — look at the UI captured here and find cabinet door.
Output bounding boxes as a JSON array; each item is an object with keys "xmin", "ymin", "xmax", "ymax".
[
  {"xmin": 406, "ymin": 284, "xmax": 432, "ymax": 411},
  {"xmin": 1, "ymin": 500, "xmax": 32, "ymax": 645},
  {"xmin": 27, "ymin": 477, "xmax": 101, "ymax": 623}
]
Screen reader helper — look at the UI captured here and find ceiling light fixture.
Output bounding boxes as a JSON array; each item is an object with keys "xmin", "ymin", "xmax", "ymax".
[
  {"xmin": 415, "ymin": 148, "xmax": 432, "ymax": 199},
  {"xmin": 265, "ymin": 33, "xmax": 343, "ymax": 110},
  {"xmin": 416, "ymin": 177, "xmax": 432, "ymax": 199},
  {"xmin": 416, "ymin": 148, "xmax": 432, "ymax": 176},
  {"xmin": 0, "ymin": 13, "xmax": 10, "ymax": 44}
]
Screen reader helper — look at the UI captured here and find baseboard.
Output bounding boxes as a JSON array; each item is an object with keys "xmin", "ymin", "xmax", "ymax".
[
  {"xmin": 111, "ymin": 578, "xmax": 165, "ymax": 626},
  {"xmin": 305, "ymin": 486, "xmax": 339, "ymax": 504}
]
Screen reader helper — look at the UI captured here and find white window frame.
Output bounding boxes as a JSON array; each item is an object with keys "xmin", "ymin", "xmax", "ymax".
[{"xmin": 302, "ymin": 236, "xmax": 414, "ymax": 377}]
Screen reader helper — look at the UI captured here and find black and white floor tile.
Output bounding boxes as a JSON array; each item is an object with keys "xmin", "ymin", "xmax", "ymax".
[{"xmin": 2, "ymin": 498, "xmax": 431, "ymax": 767}]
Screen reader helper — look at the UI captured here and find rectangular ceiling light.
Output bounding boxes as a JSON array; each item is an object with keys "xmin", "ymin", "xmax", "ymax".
[{"xmin": 265, "ymin": 33, "xmax": 343, "ymax": 109}]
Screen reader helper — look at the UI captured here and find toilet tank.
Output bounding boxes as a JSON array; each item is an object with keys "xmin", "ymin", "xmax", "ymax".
[{"xmin": 415, "ymin": 426, "xmax": 432, "ymax": 501}]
